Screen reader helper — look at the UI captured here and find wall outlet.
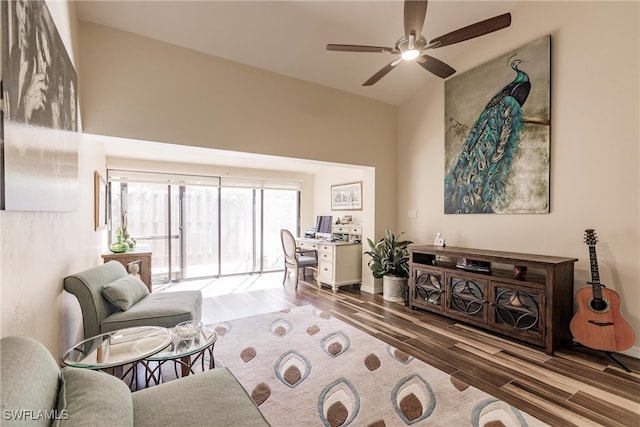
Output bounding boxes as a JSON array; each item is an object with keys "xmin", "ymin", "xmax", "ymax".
[{"xmin": 407, "ymin": 210, "xmax": 417, "ymax": 218}]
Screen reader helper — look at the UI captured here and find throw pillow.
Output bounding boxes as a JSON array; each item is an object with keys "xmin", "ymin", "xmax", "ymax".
[
  {"xmin": 55, "ymin": 367, "xmax": 133, "ymax": 427},
  {"xmin": 102, "ymin": 275, "xmax": 149, "ymax": 311}
]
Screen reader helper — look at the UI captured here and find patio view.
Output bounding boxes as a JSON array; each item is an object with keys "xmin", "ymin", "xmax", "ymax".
[{"xmin": 108, "ymin": 170, "xmax": 299, "ymax": 285}]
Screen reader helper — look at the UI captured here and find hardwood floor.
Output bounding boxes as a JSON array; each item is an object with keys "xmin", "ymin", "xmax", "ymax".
[{"xmin": 200, "ymin": 278, "xmax": 640, "ymax": 427}]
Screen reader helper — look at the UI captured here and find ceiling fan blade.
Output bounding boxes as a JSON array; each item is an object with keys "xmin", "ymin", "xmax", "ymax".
[
  {"xmin": 326, "ymin": 44, "xmax": 394, "ymax": 53},
  {"xmin": 404, "ymin": 0, "xmax": 428, "ymax": 39},
  {"xmin": 428, "ymin": 13, "xmax": 511, "ymax": 48},
  {"xmin": 363, "ymin": 61, "xmax": 399, "ymax": 86},
  {"xmin": 418, "ymin": 55, "xmax": 456, "ymax": 79}
]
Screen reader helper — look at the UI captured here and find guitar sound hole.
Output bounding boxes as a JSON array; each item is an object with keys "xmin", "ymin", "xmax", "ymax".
[{"xmin": 589, "ymin": 298, "xmax": 608, "ymax": 312}]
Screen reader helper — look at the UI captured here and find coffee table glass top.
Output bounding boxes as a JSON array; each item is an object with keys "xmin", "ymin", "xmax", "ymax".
[
  {"xmin": 147, "ymin": 326, "xmax": 217, "ymax": 361},
  {"xmin": 61, "ymin": 326, "xmax": 174, "ymax": 369}
]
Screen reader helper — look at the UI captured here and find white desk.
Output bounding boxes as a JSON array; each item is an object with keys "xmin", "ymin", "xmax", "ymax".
[{"xmin": 296, "ymin": 238, "xmax": 362, "ymax": 293}]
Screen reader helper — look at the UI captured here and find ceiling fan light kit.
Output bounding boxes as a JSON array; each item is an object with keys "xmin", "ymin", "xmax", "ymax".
[
  {"xmin": 398, "ymin": 36, "xmax": 427, "ymax": 60},
  {"xmin": 326, "ymin": 0, "xmax": 512, "ymax": 86}
]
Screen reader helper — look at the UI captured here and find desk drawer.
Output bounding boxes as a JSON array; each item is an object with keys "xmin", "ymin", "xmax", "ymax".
[
  {"xmin": 319, "ymin": 251, "xmax": 334, "ymax": 262},
  {"xmin": 299, "ymin": 241, "xmax": 319, "ymax": 250},
  {"xmin": 319, "ymin": 244, "xmax": 334, "ymax": 253},
  {"xmin": 318, "ymin": 260, "xmax": 333, "ymax": 281}
]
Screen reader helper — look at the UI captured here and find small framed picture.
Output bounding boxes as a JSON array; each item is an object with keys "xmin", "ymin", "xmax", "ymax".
[
  {"xmin": 94, "ymin": 171, "xmax": 107, "ymax": 230},
  {"xmin": 331, "ymin": 182, "xmax": 362, "ymax": 211}
]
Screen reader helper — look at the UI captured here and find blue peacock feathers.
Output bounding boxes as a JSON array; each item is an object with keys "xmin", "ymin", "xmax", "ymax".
[{"xmin": 445, "ymin": 55, "xmax": 531, "ymax": 214}]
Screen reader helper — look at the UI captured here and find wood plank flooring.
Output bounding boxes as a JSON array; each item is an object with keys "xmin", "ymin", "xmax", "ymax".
[{"xmin": 200, "ymin": 279, "xmax": 640, "ymax": 427}]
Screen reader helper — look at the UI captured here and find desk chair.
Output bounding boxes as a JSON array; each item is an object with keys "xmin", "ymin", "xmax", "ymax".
[{"xmin": 280, "ymin": 229, "xmax": 318, "ymax": 289}]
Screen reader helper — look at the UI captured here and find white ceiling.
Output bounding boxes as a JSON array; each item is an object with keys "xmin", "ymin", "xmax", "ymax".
[
  {"xmin": 76, "ymin": 1, "xmax": 517, "ymax": 172},
  {"xmin": 75, "ymin": 0, "xmax": 517, "ymax": 106}
]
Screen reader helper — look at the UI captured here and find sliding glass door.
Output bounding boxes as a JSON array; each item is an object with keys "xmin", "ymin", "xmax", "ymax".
[
  {"xmin": 220, "ymin": 187, "xmax": 256, "ymax": 275},
  {"xmin": 109, "ymin": 170, "xmax": 299, "ymax": 285},
  {"xmin": 262, "ymin": 189, "xmax": 298, "ymax": 271},
  {"xmin": 182, "ymin": 185, "xmax": 219, "ymax": 279}
]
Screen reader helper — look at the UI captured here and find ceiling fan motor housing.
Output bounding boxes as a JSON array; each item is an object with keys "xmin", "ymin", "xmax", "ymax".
[{"xmin": 396, "ymin": 35, "xmax": 428, "ymax": 56}]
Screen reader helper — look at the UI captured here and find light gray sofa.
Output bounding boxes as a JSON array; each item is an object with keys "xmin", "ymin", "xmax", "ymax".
[
  {"xmin": 0, "ymin": 336, "xmax": 270, "ymax": 426},
  {"xmin": 64, "ymin": 261, "xmax": 202, "ymax": 339}
]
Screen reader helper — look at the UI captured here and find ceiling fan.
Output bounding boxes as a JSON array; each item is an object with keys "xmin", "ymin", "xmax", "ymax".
[{"xmin": 326, "ymin": 0, "xmax": 512, "ymax": 86}]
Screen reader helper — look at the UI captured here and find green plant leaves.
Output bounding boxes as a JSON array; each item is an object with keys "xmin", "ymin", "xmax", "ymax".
[{"xmin": 364, "ymin": 229, "xmax": 413, "ymax": 279}]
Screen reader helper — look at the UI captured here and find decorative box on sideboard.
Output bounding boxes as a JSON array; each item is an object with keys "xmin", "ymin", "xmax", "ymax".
[{"xmin": 408, "ymin": 245, "xmax": 578, "ymax": 355}]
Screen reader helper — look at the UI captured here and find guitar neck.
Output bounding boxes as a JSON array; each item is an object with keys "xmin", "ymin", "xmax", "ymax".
[{"xmin": 588, "ymin": 245, "xmax": 603, "ymax": 299}]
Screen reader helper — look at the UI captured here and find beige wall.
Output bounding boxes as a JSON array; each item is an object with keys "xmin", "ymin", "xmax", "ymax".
[
  {"xmin": 79, "ymin": 22, "xmax": 398, "ymax": 293},
  {"xmin": 397, "ymin": 1, "xmax": 639, "ymax": 356},
  {"xmin": 0, "ymin": 1, "xmax": 107, "ymax": 356}
]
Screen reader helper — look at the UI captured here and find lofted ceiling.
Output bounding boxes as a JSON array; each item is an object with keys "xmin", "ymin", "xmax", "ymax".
[
  {"xmin": 76, "ymin": 1, "xmax": 518, "ymax": 171},
  {"xmin": 75, "ymin": 0, "xmax": 518, "ymax": 107}
]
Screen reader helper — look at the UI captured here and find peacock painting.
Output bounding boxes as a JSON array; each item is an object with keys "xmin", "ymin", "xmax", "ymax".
[{"xmin": 444, "ymin": 35, "xmax": 550, "ymax": 214}]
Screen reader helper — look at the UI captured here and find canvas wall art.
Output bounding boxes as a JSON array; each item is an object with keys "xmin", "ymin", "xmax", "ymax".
[
  {"xmin": 1, "ymin": 0, "xmax": 79, "ymax": 211},
  {"xmin": 444, "ymin": 35, "xmax": 550, "ymax": 214}
]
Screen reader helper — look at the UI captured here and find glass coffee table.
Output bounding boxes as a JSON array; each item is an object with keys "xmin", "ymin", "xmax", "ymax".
[
  {"xmin": 142, "ymin": 326, "xmax": 217, "ymax": 386},
  {"xmin": 61, "ymin": 326, "xmax": 174, "ymax": 388}
]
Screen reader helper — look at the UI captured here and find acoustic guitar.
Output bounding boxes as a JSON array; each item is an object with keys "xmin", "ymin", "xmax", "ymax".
[{"xmin": 570, "ymin": 229, "xmax": 635, "ymax": 352}]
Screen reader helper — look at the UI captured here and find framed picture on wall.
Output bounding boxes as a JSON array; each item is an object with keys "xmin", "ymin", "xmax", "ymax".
[
  {"xmin": 444, "ymin": 35, "xmax": 551, "ymax": 214},
  {"xmin": 331, "ymin": 182, "xmax": 362, "ymax": 211},
  {"xmin": 94, "ymin": 171, "xmax": 107, "ymax": 230},
  {"xmin": 1, "ymin": 0, "xmax": 80, "ymax": 212}
]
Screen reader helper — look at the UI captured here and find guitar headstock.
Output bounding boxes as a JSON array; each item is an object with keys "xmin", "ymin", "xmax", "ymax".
[{"xmin": 584, "ymin": 229, "xmax": 598, "ymax": 247}]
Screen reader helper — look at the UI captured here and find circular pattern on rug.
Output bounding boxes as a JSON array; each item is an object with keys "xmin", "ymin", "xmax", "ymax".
[
  {"xmin": 274, "ymin": 350, "xmax": 311, "ymax": 388},
  {"xmin": 472, "ymin": 398, "xmax": 531, "ymax": 427},
  {"xmin": 318, "ymin": 378, "xmax": 360, "ymax": 427},
  {"xmin": 364, "ymin": 353, "xmax": 381, "ymax": 371},
  {"xmin": 321, "ymin": 331, "xmax": 350, "ymax": 358},
  {"xmin": 270, "ymin": 318, "xmax": 293, "ymax": 337},
  {"xmin": 391, "ymin": 374, "xmax": 436, "ymax": 424},
  {"xmin": 240, "ymin": 346, "xmax": 256, "ymax": 363},
  {"xmin": 387, "ymin": 345, "xmax": 413, "ymax": 364},
  {"xmin": 251, "ymin": 382, "xmax": 271, "ymax": 406}
]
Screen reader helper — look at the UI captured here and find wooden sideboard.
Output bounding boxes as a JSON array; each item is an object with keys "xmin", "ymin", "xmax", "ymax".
[
  {"xmin": 408, "ymin": 245, "xmax": 578, "ymax": 355},
  {"xmin": 102, "ymin": 247, "xmax": 153, "ymax": 292}
]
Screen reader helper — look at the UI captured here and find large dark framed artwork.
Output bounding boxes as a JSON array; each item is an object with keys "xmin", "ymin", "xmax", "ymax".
[
  {"xmin": 444, "ymin": 35, "xmax": 550, "ymax": 214},
  {"xmin": 1, "ymin": 0, "xmax": 79, "ymax": 211}
]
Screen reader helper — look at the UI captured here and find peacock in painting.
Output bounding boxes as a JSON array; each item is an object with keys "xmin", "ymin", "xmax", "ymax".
[{"xmin": 444, "ymin": 55, "xmax": 531, "ymax": 214}]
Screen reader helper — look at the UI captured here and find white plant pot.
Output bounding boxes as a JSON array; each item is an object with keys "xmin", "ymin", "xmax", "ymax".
[{"xmin": 382, "ymin": 275, "xmax": 407, "ymax": 303}]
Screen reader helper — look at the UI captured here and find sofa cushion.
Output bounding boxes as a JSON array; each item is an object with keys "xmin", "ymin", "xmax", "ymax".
[
  {"xmin": 1, "ymin": 337, "xmax": 61, "ymax": 427},
  {"xmin": 64, "ymin": 261, "xmax": 129, "ymax": 339},
  {"xmin": 100, "ymin": 291, "xmax": 202, "ymax": 333},
  {"xmin": 131, "ymin": 367, "xmax": 269, "ymax": 427},
  {"xmin": 55, "ymin": 367, "xmax": 133, "ymax": 427},
  {"xmin": 103, "ymin": 275, "xmax": 150, "ymax": 311}
]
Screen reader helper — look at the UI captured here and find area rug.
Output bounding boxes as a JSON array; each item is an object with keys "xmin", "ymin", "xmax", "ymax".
[{"xmin": 210, "ymin": 306, "xmax": 548, "ymax": 427}]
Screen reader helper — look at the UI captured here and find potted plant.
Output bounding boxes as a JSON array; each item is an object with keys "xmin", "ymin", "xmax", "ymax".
[{"xmin": 364, "ymin": 228, "xmax": 413, "ymax": 303}]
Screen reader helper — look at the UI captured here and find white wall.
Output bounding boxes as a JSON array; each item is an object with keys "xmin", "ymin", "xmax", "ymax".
[
  {"xmin": 0, "ymin": 1, "xmax": 107, "ymax": 356},
  {"xmin": 313, "ymin": 166, "xmax": 380, "ymax": 293},
  {"xmin": 397, "ymin": 1, "xmax": 639, "ymax": 355}
]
